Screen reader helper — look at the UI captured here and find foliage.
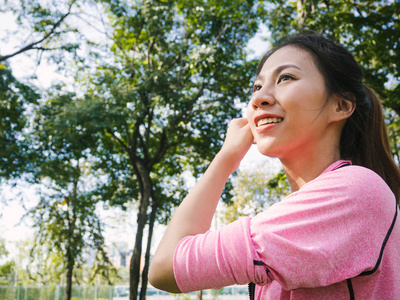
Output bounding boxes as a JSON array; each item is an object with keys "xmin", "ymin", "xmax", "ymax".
[
  {"xmin": 222, "ymin": 166, "xmax": 290, "ymax": 224},
  {"xmin": 0, "ymin": 0, "xmax": 265, "ymax": 298},
  {"xmin": 0, "ymin": 65, "xmax": 39, "ymax": 181},
  {"xmin": 21, "ymin": 88, "xmax": 117, "ymax": 298},
  {"xmin": 0, "ymin": 0, "xmax": 99, "ymax": 64},
  {"xmin": 386, "ymin": 108, "xmax": 400, "ymax": 164},
  {"xmin": 0, "ymin": 238, "xmax": 15, "ymax": 278},
  {"xmin": 12, "ymin": 238, "xmax": 65, "ymax": 285},
  {"xmin": 77, "ymin": 0, "xmax": 267, "ymax": 223},
  {"xmin": 70, "ymin": 0, "xmax": 267, "ymax": 298},
  {"xmin": 12, "ymin": 237, "xmax": 124, "ymax": 287},
  {"xmin": 85, "ymin": 0, "xmax": 263, "ymax": 183}
]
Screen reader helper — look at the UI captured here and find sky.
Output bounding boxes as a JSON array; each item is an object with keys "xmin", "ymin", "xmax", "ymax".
[{"xmin": 0, "ymin": 10, "xmax": 276, "ymax": 259}]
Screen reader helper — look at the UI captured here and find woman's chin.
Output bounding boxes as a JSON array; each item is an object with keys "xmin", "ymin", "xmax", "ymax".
[{"xmin": 255, "ymin": 143, "xmax": 280, "ymax": 158}]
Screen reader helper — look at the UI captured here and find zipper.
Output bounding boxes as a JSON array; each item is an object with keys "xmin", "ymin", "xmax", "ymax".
[{"xmin": 248, "ymin": 282, "xmax": 255, "ymax": 300}]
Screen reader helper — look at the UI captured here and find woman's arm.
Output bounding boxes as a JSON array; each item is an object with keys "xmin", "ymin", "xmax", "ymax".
[{"xmin": 148, "ymin": 118, "xmax": 253, "ymax": 293}]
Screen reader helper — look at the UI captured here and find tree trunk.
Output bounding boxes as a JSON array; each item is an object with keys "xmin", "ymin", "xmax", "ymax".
[
  {"xmin": 130, "ymin": 164, "xmax": 152, "ymax": 300},
  {"xmin": 64, "ymin": 251, "xmax": 74, "ymax": 300},
  {"xmin": 197, "ymin": 290, "xmax": 203, "ymax": 300},
  {"xmin": 129, "ymin": 199, "xmax": 149, "ymax": 300},
  {"xmin": 296, "ymin": 0, "xmax": 316, "ymax": 30},
  {"xmin": 297, "ymin": 0, "xmax": 306, "ymax": 30},
  {"xmin": 139, "ymin": 200, "xmax": 157, "ymax": 300},
  {"xmin": 64, "ymin": 185, "xmax": 77, "ymax": 300}
]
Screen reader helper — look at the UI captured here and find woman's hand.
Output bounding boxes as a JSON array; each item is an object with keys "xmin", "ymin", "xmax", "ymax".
[{"xmin": 218, "ymin": 118, "xmax": 254, "ymax": 173}]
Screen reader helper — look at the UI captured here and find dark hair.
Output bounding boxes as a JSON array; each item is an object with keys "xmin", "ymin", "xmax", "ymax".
[{"xmin": 257, "ymin": 32, "xmax": 400, "ymax": 202}]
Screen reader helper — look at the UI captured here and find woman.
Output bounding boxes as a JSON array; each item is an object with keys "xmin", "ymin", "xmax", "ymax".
[{"xmin": 148, "ymin": 32, "xmax": 400, "ymax": 299}]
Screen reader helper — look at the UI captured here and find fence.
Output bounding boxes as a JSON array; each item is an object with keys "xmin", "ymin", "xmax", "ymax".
[
  {"xmin": 0, "ymin": 285, "xmax": 249, "ymax": 300},
  {"xmin": 0, "ymin": 285, "xmax": 112, "ymax": 300}
]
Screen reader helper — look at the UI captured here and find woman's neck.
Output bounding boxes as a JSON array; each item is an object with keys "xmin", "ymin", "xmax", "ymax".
[{"xmin": 281, "ymin": 149, "xmax": 341, "ymax": 192}]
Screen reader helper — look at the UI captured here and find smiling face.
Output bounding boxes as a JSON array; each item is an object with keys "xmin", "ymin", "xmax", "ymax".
[{"xmin": 247, "ymin": 46, "xmax": 339, "ymax": 162}]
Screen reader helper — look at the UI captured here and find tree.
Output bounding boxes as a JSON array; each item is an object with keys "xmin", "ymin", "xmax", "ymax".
[
  {"xmin": 1, "ymin": 1, "xmax": 267, "ymax": 298},
  {"xmin": 0, "ymin": 2, "xmax": 118, "ymax": 298},
  {"xmin": 25, "ymin": 90, "xmax": 117, "ymax": 300},
  {"xmin": 386, "ymin": 109, "xmax": 400, "ymax": 164},
  {"xmin": 0, "ymin": 0, "xmax": 107, "ymax": 186},
  {"xmin": 0, "ymin": 0, "xmax": 97, "ymax": 64},
  {"xmin": 12, "ymin": 238, "xmax": 65, "ymax": 285},
  {"xmin": 0, "ymin": 1, "xmax": 75, "ymax": 62},
  {"xmin": 72, "ymin": 0, "xmax": 266, "ymax": 298},
  {"xmin": 0, "ymin": 0, "xmax": 109, "ymax": 180},
  {"xmin": 0, "ymin": 65, "xmax": 39, "ymax": 181},
  {"xmin": 0, "ymin": 238, "xmax": 15, "ymax": 279},
  {"xmin": 222, "ymin": 166, "xmax": 290, "ymax": 225}
]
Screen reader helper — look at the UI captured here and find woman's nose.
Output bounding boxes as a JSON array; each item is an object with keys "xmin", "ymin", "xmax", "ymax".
[{"xmin": 250, "ymin": 88, "xmax": 276, "ymax": 110}]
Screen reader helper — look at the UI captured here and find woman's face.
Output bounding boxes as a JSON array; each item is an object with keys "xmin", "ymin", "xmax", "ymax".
[{"xmin": 247, "ymin": 45, "xmax": 335, "ymax": 161}]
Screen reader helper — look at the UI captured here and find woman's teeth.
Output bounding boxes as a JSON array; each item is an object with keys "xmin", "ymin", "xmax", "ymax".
[{"xmin": 257, "ymin": 117, "xmax": 283, "ymax": 127}]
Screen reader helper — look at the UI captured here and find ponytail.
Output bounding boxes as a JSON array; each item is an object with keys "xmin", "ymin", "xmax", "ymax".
[{"xmin": 341, "ymin": 85, "xmax": 400, "ymax": 203}]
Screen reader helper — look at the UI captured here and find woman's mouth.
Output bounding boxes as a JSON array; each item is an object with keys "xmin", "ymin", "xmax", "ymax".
[{"xmin": 257, "ymin": 117, "xmax": 283, "ymax": 127}]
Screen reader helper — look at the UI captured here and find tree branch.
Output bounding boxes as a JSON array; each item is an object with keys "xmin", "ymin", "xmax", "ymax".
[
  {"xmin": 0, "ymin": 5, "xmax": 72, "ymax": 62},
  {"xmin": 150, "ymin": 129, "xmax": 168, "ymax": 167},
  {"xmin": 107, "ymin": 128, "xmax": 130, "ymax": 155},
  {"xmin": 353, "ymin": 2, "xmax": 363, "ymax": 17},
  {"xmin": 213, "ymin": 18, "xmax": 242, "ymax": 44},
  {"xmin": 145, "ymin": 107, "xmax": 153, "ymax": 149},
  {"xmin": 147, "ymin": 39, "xmax": 154, "ymax": 69}
]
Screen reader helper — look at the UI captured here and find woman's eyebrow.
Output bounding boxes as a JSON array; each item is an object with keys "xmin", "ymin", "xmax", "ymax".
[
  {"xmin": 272, "ymin": 64, "xmax": 301, "ymax": 77},
  {"xmin": 256, "ymin": 64, "xmax": 301, "ymax": 82}
]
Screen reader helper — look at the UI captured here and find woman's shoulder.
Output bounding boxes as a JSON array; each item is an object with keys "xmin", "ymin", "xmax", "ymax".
[
  {"xmin": 321, "ymin": 164, "xmax": 391, "ymax": 192},
  {"xmin": 298, "ymin": 163, "xmax": 395, "ymax": 211}
]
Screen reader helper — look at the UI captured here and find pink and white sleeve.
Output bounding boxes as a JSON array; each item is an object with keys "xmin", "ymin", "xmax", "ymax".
[{"xmin": 173, "ymin": 217, "xmax": 270, "ymax": 293}]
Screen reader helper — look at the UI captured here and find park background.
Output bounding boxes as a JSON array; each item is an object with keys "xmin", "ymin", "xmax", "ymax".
[{"xmin": 0, "ymin": 0, "xmax": 399, "ymax": 299}]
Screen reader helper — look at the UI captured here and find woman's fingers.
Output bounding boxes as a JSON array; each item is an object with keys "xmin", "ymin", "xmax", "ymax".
[{"xmin": 219, "ymin": 118, "xmax": 254, "ymax": 172}]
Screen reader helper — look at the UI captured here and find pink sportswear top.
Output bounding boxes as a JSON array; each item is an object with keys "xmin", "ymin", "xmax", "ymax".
[{"xmin": 173, "ymin": 161, "xmax": 400, "ymax": 299}]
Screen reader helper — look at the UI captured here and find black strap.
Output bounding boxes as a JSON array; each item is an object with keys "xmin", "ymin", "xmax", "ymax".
[
  {"xmin": 359, "ymin": 202, "xmax": 398, "ymax": 277},
  {"xmin": 347, "ymin": 279, "xmax": 355, "ymax": 300},
  {"xmin": 248, "ymin": 282, "xmax": 256, "ymax": 300},
  {"xmin": 333, "ymin": 162, "xmax": 351, "ymax": 170}
]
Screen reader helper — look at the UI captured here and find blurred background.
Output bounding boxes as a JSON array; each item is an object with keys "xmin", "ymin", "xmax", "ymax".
[{"xmin": 0, "ymin": 0, "xmax": 399, "ymax": 299}]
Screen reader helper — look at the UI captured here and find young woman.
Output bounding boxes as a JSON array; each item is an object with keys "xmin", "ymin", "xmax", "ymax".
[{"xmin": 148, "ymin": 33, "xmax": 400, "ymax": 299}]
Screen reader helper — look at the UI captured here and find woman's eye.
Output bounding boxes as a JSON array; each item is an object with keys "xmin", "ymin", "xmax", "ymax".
[
  {"xmin": 253, "ymin": 85, "xmax": 261, "ymax": 92},
  {"xmin": 277, "ymin": 74, "xmax": 293, "ymax": 84}
]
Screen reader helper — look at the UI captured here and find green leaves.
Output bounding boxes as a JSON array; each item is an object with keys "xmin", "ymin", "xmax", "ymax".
[
  {"xmin": 0, "ymin": 66, "xmax": 39, "ymax": 180},
  {"xmin": 0, "ymin": 238, "xmax": 15, "ymax": 278},
  {"xmin": 222, "ymin": 166, "xmax": 290, "ymax": 224},
  {"xmin": 1, "ymin": 0, "xmax": 266, "ymax": 294},
  {"xmin": 84, "ymin": 0, "xmax": 263, "ymax": 182}
]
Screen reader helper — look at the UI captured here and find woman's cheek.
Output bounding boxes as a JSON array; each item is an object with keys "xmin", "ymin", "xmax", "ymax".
[
  {"xmin": 246, "ymin": 103, "xmax": 254, "ymax": 126},
  {"xmin": 246, "ymin": 100, "xmax": 253, "ymax": 117}
]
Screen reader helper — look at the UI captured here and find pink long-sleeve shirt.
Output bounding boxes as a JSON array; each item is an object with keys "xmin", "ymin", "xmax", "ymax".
[{"xmin": 173, "ymin": 160, "xmax": 400, "ymax": 299}]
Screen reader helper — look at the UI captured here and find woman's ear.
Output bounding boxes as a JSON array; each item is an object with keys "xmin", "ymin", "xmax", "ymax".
[{"xmin": 329, "ymin": 94, "xmax": 356, "ymax": 123}]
